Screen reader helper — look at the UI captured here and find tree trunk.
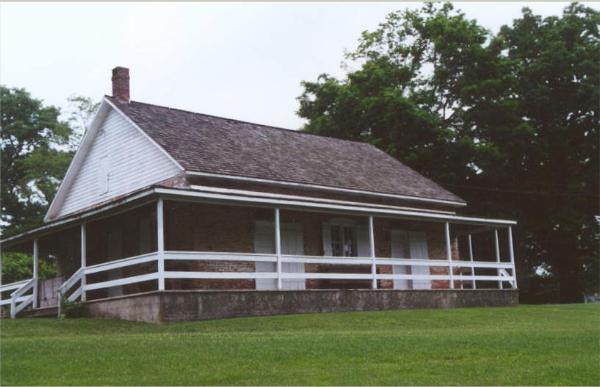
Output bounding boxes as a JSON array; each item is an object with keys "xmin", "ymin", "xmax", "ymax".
[{"xmin": 553, "ymin": 233, "xmax": 582, "ymax": 303}]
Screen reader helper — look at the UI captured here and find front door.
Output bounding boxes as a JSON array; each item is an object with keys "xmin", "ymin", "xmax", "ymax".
[
  {"xmin": 391, "ymin": 230, "xmax": 410, "ymax": 290},
  {"xmin": 280, "ymin": 223, "xmax": 305, "ymax": 290},
  {"xmin": 254, "ymin": 221, "xmax": 305, "ymax": 290},
  {"xmin": 390, "ymin": 230, "xmax": 431, "ymax": 290},
  {"xmin": 409, "ymin": 232, "xmax": 431, "ymax": 289}
]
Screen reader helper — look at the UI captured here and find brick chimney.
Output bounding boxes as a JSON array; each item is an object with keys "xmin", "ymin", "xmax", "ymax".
[{"xmin": 111, "ymin": 66, "xmax": 130, "ymax": 102}]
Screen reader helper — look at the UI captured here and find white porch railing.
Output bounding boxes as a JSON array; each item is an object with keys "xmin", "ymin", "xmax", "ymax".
[
  {"xmin": 0, "ymin": 278, "xmax": 36, "ymax": 318},
  {"xmin": 2, "ymin": 250, "xmax": 517, "ymax": 318},
  {"xmin": 49, "ymin": 249, "xmax": 517, "ymax": 316}
]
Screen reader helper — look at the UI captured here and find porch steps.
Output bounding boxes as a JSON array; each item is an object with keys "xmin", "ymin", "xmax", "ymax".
[{"xmin": 19, "ymin": 306, "xmax": 58, "ymax": 318}]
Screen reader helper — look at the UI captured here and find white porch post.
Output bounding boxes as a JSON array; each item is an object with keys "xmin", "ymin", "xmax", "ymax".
[
  {"xmin": 508, "ymin": 226, "xmax": 518, "ymax": 289},
  {"xmin": 494, "ymin": 229, "xmax": 503, "ymax": 289},
  {"xmin": 157, "ymin": 198, "xmax": 165, "ymax": 291},
  {"xmin": 80, "ymin": 223, "xmax": 87, "ymax": 301},
  {"xmin": 274, "ymin": 208, "xmax": 282, "ymax": 290},
  {"xmin": 368, "ymin": 215, "xmax": 377, "ymax": 289},
  {"xmin": 32, "ymin": 239, "xmax": 39, "ymax": 308},
  {"xmin": 467, "ymin": 234, "xmax": 476, "ymax": 289},
  {"xmin": 445, "ymin": 222, "xmax": 454, "ymax": 289}
]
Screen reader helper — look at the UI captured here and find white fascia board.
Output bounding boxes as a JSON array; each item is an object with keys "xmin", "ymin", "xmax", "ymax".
[
  {"xmin": 104, "ymin": 97, "xmax": 185, "ymax": 171},
  {"xmin": 156, "ymin": 187, "xmax": 517, "ymax": 226},
  {"xmin": 44, "ymin": 101, "xmax": 112, "ymax": 222},
  {"xmin": 185, "ymin": 171, "xmax": 467, "ymax": 207},
  {"xmin": 189, "ymin": 185, "xmax": 457, "ymax": 215}
]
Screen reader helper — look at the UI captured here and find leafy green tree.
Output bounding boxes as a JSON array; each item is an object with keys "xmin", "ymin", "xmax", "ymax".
[
  {"xmin": 1, "ymin": 252, "xmax": 57, "ymax": 283},
  {"xmin": 1, "ymin": 87, "xmax": 74, "ymax": 237},
  {"xmin": 494, "ymin": 4, "xmax": 599, "ymax": 302},
  {"xmin": 298, "ymin": 3, "xmax": 599, "ymax": 302}
]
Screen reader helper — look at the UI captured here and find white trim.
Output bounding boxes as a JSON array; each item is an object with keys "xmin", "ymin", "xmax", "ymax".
[
  {"xmin": 167, "ymin": 251, "xmax": 277, "ymax": 263},
  {"xmin": 157, "ymin": 199, "xmax": 165, "ymax": 291},
  {"xmin": 190, "ymin": 185, "xmax": 457, "ymax": 215},
  {"xmin": 494, "ymin": 229, "xmax": 502, "ymax": 289},
  {"xmin": 186, "ymin": 171, "xmax": 466, "ymax": 207},
  {"xmin": 84, "ymin": 253, "xmax": 157, "ymax": 274},
  {"xmin": 508, "ymin": 226, "xmax": 518, "ymax": 289},
  {"xmin": 445, "ymin": 222, "xmax": 454, "ymax": 289},
  {"xmin": 156, "ymin": 187, "xmax": 517, "ymax": 226},
  {"xmin": 32, "ymin": 239, "xmax": 38, "ymax": 308},
  {"xmin": 274, "ymin": 208, "xmax": 282, "ymax": 290},
  {"xmin": 368, "ymin": 216, "xmax": 377, "ymax": 289},
  {"xmin": 468, "ymin": 234, "xmax": 476, "ymax": 289},
  {"xmin": 85, "ymin": 273, "xmax": 158, "ymax": 292},
  {"xmin": 81, "ymin": 223, "xmax": 87, "ymax": 301}
]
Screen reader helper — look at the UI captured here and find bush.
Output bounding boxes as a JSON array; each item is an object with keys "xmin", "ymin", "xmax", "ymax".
[{"xmin": 2, "ymin": 252, "xmax": 57, "ymax": 283}]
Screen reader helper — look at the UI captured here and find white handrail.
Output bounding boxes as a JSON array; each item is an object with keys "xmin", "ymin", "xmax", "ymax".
[
  {"xmin": 0, "ymin": 295, "xmax": 30, "ymax": 306},
  {"xmin": 58, "ymin": 268, "xmax": 84, "ymax": 294},
  {"xmin": 10, "ymin": 278, "xmax": 35, "ymax": 318},
  {"xmin": 85, "ymin": 252, "xmax": 158, "ymax": 274},
  {"xmin": 0, "ymin": 279, "xmax": 29, "ymax": 294}
]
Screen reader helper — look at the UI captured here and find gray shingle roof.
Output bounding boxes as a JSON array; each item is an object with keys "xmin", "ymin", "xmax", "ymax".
[{"xmin": 107, "ymin": 96, "xmax": 465, "ymax": 205}]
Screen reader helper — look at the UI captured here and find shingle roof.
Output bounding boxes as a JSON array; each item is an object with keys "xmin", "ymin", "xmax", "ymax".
[{"xmin": 107, "ymin": 96, "xmax": 465, "ymax": 205}]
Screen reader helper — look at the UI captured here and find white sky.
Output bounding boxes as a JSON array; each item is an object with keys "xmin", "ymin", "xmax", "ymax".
[{"xmin": 1, "ymin": 2, "xmax": 596, "ymax": 130}]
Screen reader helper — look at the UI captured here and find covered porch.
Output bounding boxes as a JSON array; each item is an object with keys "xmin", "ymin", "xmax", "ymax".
[{"xmin": 0, "ymin": 186, "xmax": 518, "ymax": 319}]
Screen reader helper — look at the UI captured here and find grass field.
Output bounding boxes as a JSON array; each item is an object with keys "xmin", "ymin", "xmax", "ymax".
[{"xmin": 1, "ymin": 304, "xmax": 599, "ymax": 385}]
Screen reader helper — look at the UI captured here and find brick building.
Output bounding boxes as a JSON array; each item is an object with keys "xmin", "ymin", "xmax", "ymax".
[{"xmin": 1, "ymin": 67, "xmax": 518, "ymax": 322}]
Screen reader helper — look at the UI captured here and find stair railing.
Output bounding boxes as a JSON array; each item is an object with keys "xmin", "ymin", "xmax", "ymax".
[
  {"xmin": 8, "ymin": 278, "xmax": 36, "ymax": 319},
  {"xmin": 57, "ymin": 268, "xmax": 84, "ymax": 317}
]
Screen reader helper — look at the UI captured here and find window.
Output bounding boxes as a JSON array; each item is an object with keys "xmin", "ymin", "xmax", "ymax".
[{"xmin": 330, "ymin": 224, "xmax": 357, "ymax": 257}]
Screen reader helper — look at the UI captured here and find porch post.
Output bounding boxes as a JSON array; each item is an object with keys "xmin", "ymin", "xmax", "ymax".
[
  {"xmin": 508, "ymin": 226, "xmax": 518, "ymax": 288},
  {"xmin": 494, "ymin": 229, "xmax": 503, "ymax": 289},
  {"xmin": 445, "ymin": 222, "xmax": 454, "ymax": 289},
  {"xmin": 274, "ymin": 208, "xmax": 282, "ymax": 290},
  {"xmin": 368, "ymin": 216, "xmax": 377, "ymax": 289},
  {"xmin": 157, "ymin": 198, "xmax": 165, "ymax": 291},
  {"xmin": 467, "ymin": 234, "xmax": 476, "ymax": 289},
  {"xmin": 80, "ymin": 223, "xmax": 87, "ymax": 302},
  {"xmin": 32, "ymin": 239, "xmax": 39, "ymax": 308}
]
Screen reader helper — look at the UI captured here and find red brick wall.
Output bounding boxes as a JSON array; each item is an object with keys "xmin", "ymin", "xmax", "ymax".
[{"xmin": 164, "ymin": 202, "xmax": 271, "ymax": 290}]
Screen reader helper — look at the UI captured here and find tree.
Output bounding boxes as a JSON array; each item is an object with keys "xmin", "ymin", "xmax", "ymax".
[
  {"xmin": 1, "ymin": 87, "xmax": 74, "ymax": 237},
  {"xmin": 495, "ymin": 3, "xmax": 599, "ymax": 302},
  {"xmin": 65, "ymin": 95, "xmax": 101, "ymax": 150},
  {"xmin": 1, "ymin": 252, "xmax": 57, "ymax": 283},
  {"xmin": 298, "ymin": 3, "xmax": 599, "ymax": 302}
]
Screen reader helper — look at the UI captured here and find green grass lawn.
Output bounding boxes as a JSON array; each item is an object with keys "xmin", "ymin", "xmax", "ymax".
[{"xmin": 1, "ymin": 304, "xmax": 599, "ymax": 385}]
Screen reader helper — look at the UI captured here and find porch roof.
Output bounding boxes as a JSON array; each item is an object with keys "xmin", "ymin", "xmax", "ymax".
[{"xmin": 1, "ymin": 185, "xmax": 516, "ymax": 248}]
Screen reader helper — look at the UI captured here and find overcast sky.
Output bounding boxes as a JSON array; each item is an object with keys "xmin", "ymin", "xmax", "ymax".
[{"xmin": 1, "ymin": 2, "xmax": 596, "ymax": 129}]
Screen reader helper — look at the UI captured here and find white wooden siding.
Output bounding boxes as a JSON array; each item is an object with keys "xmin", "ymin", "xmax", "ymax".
[{"xmin": 57, "ymin": 109, "xmax": 181, "ymax": 217}]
